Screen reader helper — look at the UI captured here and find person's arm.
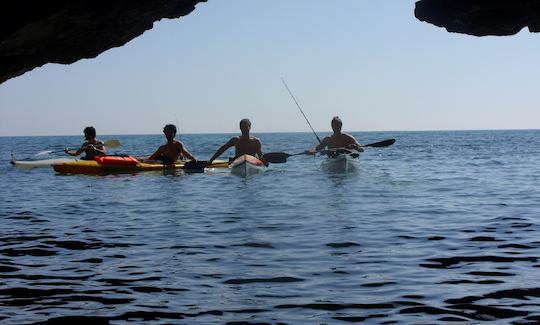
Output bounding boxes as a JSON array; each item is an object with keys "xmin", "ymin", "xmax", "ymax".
[
  {"xmin": 64, "ymin": 148, "xmax": 78, "ymax": 156},
  {"xmin": 148, "ymin": 145, "xmax": 164, "ymax": 161},
  {"xmin": 254, "ymin": 139, "xmax": 268, "ymax": 166},
  {"xmin": 208, "ymin": 138, "xmax": 236, "ymax": 165},
  {"xmin": 64, "ymin": 150, "xmax": 78, "ymax": 156},
  {"xmin": 88, "ymin": 141, "xmax": 106, "ymax": 156},
  {"xmin": 180, "ymin": 142, "xmax": 196, "ymax": 161},
  {"xmin": 344, "ymin": 134, "xmax": 363, "ymax": 151},
  {"xmin": 64, "ymin": 142, "xmax": 88, "ymax": 156},
  {"xmin": 311, "ymin": 137, "xmax": 329, "ymax": 153}
]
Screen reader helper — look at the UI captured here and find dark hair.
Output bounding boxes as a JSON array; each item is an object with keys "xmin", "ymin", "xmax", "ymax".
[
  {"xmin": 239, "ymin": 118, "xmax": 251, "ymax": 127},
  {"xmin": 163, "ymin": 124, "xmax": 177, "ymax": 133},
  {"xmin": 84, "ymin": 126, "xmax": 96, "ymax": 137},
  {"xmin": 331, "ymin": 116, "xmax": 342, "ymax": 127}
]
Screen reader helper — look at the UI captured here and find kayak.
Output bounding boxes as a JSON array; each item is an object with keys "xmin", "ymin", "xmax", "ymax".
[
  {"xmin": 320, "ymin": 148, "xmax": 360, "ymax": 172},
  {"xmin": 10, "ymin": 154, "xmax": 77, "ymax": 168},
  {"xmin": 53, "ymin": 158, "xmax": 229, "ymax": 175},
  {"xmin": 229, "ymin": 154, "xmax": 265, "ymax": 178}
]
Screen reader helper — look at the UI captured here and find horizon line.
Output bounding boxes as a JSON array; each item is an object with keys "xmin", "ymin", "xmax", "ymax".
[{"xmin": 1, "ymin": 128, "xmax": 538, "ymax": 138}]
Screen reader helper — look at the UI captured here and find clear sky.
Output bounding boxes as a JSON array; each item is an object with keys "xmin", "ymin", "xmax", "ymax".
[{"xmin": 0, "ymin": 0, "xmax": 538, "ymax": 136}]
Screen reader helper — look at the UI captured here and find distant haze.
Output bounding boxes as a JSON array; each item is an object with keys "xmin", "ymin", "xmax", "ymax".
[{"xmin": 1, "ymin": 1, "xmax": 538, "ymax": 136}]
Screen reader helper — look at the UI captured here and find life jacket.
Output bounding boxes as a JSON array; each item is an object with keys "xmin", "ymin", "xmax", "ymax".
[{"xmin": 94, "ymin": 155, "xmax": 139, "ymax": 166}]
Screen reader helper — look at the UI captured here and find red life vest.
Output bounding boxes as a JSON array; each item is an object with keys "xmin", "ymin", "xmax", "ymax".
[{"xmin": 94, "ymin": 155, "xmax": 139, "ymax": 166}]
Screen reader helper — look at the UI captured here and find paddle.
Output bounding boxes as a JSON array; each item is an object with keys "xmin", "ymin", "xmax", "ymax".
[
  {"xmin": 37, "ymin": 139, "xmax": 122, "ymax": 155},
  {"xmin": 364, "ymin": 138, "xmax": 395, "ymax": 148},
  {"xmin": 263, "ymin": 151, "xmax": 310, "ymax": 164},
  {"xmin": 182, "ymin": 160, "xmax": 207, "ymax": 172},
  {"xmin": 264, "ymin": 138, "xmax": 396, "ymax": 163}
]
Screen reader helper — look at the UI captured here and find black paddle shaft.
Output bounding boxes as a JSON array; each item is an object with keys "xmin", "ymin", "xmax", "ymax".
[
  {"xmin": 264, "ymin": 139, "xmax": 395, "ymax": 164},
  {"xmin": 365, "ymin": 139, "xmax": 395, "ymax": 147}
]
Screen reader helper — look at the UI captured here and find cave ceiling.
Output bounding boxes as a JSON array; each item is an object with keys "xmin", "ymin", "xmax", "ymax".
[{"xmin": 0, "ymin": 0, "xmax": 538, "ymax": 84}]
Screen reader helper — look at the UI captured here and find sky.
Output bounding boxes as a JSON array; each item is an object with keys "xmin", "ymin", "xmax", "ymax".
[{"xmin": 0, "ymin": 0, "xmax": 538, "ymax": 136}]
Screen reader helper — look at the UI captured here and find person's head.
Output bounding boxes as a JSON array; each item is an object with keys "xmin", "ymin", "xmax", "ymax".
[
  {"xmin": 239, "ymin": 118, "xmax": 251, "ymax": 135},
  {"xmin": 163, "ymin": 124, "xmax": 177, "ymax": 140},
  {"xmin": 331, "ymin": 116, "xmax": 342, "ymax": 133},
  {"xmin": 83, "ymin": 126, "xmax": 96, "ymax": 140}
]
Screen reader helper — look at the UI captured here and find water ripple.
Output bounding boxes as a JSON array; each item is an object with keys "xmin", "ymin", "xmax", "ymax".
[{"xmin": 1, "ymin": 131, "xmax": 540, "ymax": 324}]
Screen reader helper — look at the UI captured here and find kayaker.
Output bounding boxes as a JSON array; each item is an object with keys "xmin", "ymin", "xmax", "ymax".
[
  {"xmin": 64, "ymin": 126, "xmax": 107, "ymax": 160},
  {"xmin": 207, "ymin": 118, "xmax": 268, "ymax": 166},
  {"xmin": 309, "ymin": 116, "xmax": 363, "ymax": 154},
  {"xmin": 146, "ymin": 124, "xmax": 197, "ymax": 164}
]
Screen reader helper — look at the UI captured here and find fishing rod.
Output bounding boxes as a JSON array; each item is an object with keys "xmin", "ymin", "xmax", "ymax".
[
  {"xmin": 281, "ymin": 77, "xmax": 322, "ymax": 144},
  {"xmin": 174, "ymin": 114, "xmax": 180, "ymax": 135}
]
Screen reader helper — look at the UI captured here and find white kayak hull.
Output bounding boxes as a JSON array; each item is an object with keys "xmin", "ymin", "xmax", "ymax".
[
  {"xmin": 229, "ymin": 154, "xmax": 265, "ymax": 177},
  {"xmin": 11, "ymin": 157, "xmax": 78, "ymax": 168},
  {"xmin": 321, "ymin": 151, "xmax": 360, "ymax": 172}
]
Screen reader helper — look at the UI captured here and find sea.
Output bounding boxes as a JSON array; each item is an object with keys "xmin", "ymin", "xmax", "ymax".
[{"xmin": 1, "ymin": 130, "xmax": 539, "ymax": 325}]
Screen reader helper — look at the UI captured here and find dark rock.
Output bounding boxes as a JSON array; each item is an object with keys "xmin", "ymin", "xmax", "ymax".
[
  {"xmin": 0, "ymin": 0, "xmax": 206, "ymax": 84},
  {"xmin": 415, "ymin": 0, "xmax": 540, "ymax": 36},
  {"xmin": 2, "ymin": 1, "xmax": 537, "ymax": 85}
]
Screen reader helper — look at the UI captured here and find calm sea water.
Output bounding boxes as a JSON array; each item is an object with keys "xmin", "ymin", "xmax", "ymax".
[{"xmin": 1, "ymin": 130, "xmax": 540, "ymax": 324}]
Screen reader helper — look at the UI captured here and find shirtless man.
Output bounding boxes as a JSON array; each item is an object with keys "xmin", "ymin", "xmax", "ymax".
[
  {"xmin": 64, "ymin": 126, "xmax": 106, "ymax": 160},
  {"xmin": 207, "ymin": 118, "xmax": 267, "ymax": 165},
  {"xmin": 147, "ymin": 124, "xmax": 196, "ymax": 164},
  {"xmin": 311, "ymin": 116, "xmax": 363, "ymax": 153}
]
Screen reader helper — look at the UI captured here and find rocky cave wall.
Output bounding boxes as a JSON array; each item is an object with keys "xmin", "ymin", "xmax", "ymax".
[
  {"xmin": 415, "ymin": 0, "xmax": 540, "ymax": 36},
  {"xmin": 0, "ymin": 0, "xmax": 206, "ymax": 84}
]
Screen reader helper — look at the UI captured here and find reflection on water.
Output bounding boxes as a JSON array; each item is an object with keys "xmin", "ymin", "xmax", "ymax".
[{"xmin": 1, "ymin": 130, "xmax": 540, "ymax": 324}]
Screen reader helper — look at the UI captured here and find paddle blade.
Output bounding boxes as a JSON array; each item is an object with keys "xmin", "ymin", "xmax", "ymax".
[
  {"xmin": 36, "ymin": 150, "xmax": 54, "ymax": 156},
  {"xmin": 365, "ymin": 139, "xmax": 395, "ymax": 148},
  {"xmin": 35, "ymin": 139, "xmax": 120, "ymax": 156},
  {"xmin": 104, "ymin": 139, "xmax": 121, "ymax": 148},
  {"xmin": 263, "ymin": 152, "xmax": 290, "ymax": 164},
  {"xmin": 183, "ymin": 160, "xmax": 207, "ymax": 172}
]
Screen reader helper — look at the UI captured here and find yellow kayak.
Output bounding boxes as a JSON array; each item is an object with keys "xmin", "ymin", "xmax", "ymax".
[{"xmin": 53, "ymin": 159, "xmax": 229, "ymax": 175}]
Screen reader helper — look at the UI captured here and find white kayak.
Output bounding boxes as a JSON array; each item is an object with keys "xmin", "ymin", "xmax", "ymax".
[
  {"xmin": 229, "ymin": 154, "xmax": 265, "ymax": 178},
  {"xmin": 10, "ymin": 154, "xmax": 77, "ymax": 168},
  {"xmin": 320, "ymin": 148, "xmax": 360, "ymax": 172}
]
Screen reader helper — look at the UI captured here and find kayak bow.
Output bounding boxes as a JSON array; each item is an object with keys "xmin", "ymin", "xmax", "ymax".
[
  {"xmin": 320, "ymin": 148, "xmax": 360, "ymax": 172},
  {"xmin": 229, "ymin": 154, "xmax": 265, "ymax": 178},
  {"xmin": 10, "ymin": 153, "xmax": 77, "ymax": 168}
]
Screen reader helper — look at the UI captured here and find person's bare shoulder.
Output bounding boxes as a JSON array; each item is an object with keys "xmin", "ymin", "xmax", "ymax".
[
  {"xmin": 174, "ymin": 140, "xmax": 184, "ymax": 148},
  {"xmin": 343, "ymin": 133, "xmax": 358, "ymax": 141},
  {"xmin": 157, "ymin": 143, "xmax": 168, "ymax": 151},
  {"xmin": 321, "ymin": 136, "xmax": 333, "ymax": 145}
]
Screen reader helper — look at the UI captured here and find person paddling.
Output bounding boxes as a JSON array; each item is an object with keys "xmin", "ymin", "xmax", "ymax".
[
  {"xmin": 309, "ymin": 116, "xmax": 363, "ymax": 154},
  {"xmin": 64, "ymin": 126, "xmax": 106, "ymax": 160},
  {"xmin": 145, "ymin": 124, "xmax": 197, "ymax": 164},
  {"xmin": 207, "ymin": 118, "xmax": 267, "ymax": 166}
]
